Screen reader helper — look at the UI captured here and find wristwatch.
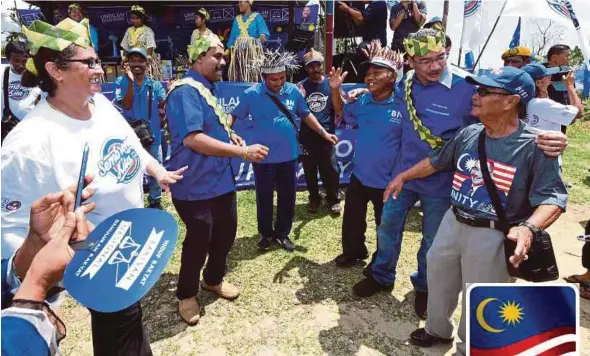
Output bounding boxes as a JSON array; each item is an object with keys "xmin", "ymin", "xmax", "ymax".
[{"xmin": 518, "ymin": 221, "xmax": 542, "ymax": 236}]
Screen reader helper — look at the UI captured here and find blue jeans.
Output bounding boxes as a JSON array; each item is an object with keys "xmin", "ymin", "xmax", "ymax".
[
  {"xmin": 147, "ymin": 143, "xmax": 163, "ymax": 205},
  {"xmin": 371, "ymin": 188, "xmax": 450, "ymax": 291},
  {"xmin": 252, "ymin": 160, "xmax": 297, "ymax": 238}
]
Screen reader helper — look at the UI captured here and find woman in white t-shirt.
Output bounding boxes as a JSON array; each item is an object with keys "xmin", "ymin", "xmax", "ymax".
[
  {"xmin": 1, "ymin": 18, "xmax": 185, "ymax": 356},
  {"xmin": 522, "ymin": 62, "xmax": 583, "ymax": 132}
]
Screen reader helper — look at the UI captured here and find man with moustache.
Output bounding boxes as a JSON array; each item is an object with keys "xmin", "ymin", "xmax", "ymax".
[
  {"xmin": 355, "ymin": 29, "xmax": 569, "ymax": 320},
  {"xmin": 329, "ymin": 41, "xmax": 404, "ymax": 271},
  {"xmin": 501, "ymin": 46, "xmax": 532, "ymax": 69},
  {"xmin": 297, "ymin": 48, "xmax": 341, "ymax": 215},
  {"xmin": 165, "ymin": 34, "xmax": 269, "ymax": 325},
  {"xmin": 115, "ymin": 47, "xmax": 166, "ymax": 209},
  {"xmin": 230, "ymin": 49, "xmax": 338, "ymax": 252}
]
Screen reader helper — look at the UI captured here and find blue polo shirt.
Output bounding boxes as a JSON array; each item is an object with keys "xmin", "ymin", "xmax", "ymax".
[
  {"xmin": 165, "ymin": 70, "xmax": 235, "ymax": 201},
  {"xmin": 343, "ymin": 91, "xmax": 402, "ymax": 189},
  {"xmin": 396, "ymin": 66, "xmax": 478, "ymax": 198},
  {"xmin": 231, "ymin": 82, "xmax": 311, "ymax": 164},
  {"xmin": 115, "ymin": 75, "xmax": 166, "ymax": 145}
]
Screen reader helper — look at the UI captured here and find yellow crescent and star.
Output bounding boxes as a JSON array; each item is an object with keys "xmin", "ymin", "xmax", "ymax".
[{"xmin": 476, "ymin": 298, "xmax": 525, "ymax": 333}]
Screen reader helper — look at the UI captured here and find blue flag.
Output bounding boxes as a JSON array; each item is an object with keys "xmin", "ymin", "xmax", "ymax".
[
  {"xmin": 509, "ymin": 17, "xmax": 521, "ymax": 49},
  {"xmin": 464, "ymin": 51, "xmax": 475, "ymax": 72},
  {"xmin": 468, "ymin": 285, "xmax": 577, "ymax": 355}
]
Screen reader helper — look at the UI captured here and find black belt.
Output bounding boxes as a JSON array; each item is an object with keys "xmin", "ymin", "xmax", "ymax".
[{"xmin": 452, "ymin": 206, "xmax": 501, "ymax": 231}]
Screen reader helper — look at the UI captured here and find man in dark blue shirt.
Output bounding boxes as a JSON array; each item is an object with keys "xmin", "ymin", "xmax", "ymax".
[
  {"xmin": 165, "ymin": 34, "xmax": 269, "ymax": 325},
  {"xmin": 390, "ymin": 0, "xmax": 427, "ymax": 52},
  {"xmin": 297, "ymin": 49, "xmax": 341, "ymax": 215},
  {"xmin": 337, "ymin": 1, "xmax": 388, "ymax": 47}
]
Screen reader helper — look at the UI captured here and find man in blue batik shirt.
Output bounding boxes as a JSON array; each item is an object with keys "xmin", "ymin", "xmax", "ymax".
[
  {"xmin": 230, "ymin": 50, "xmax": 338, "ymax": 253},
  {"xmin": 115, "ymin": 47, "xmax": 166, "ymax": 209},
  {"xmin": 356, "ymin": 29, "xmax": 570, "ymax": 321},
  {"xmin": 165, "ymin": 34, "xmax": 269, "ymax": 325}
]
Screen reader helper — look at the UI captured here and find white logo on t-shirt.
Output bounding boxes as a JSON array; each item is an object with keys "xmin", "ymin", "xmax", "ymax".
[{"xmin": 306, "ymin": 92, "xmax": 328, "ymax": 113}]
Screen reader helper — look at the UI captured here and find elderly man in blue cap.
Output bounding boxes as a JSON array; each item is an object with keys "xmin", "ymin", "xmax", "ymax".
[
  {"xmin": 115, "ymin": 47, "xmax": 167, "ymax": 209},
  {"xmin": 384, "ymin": 66, "xmax": 567, "ymax": 355}
]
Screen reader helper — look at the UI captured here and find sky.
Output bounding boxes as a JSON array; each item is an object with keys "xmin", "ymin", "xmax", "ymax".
[{"xmin": 3, "ymin": 0, "xmax": 589, "ymax": 69}]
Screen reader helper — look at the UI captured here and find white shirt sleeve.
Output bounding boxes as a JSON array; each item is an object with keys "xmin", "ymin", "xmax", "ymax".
[
  {"xmin": 1, "ymin": 138, "xmax": 53, "ymax": 259},
  {"xmin": 529, "ymin": 98, "xmax": 578, "ymax": 126}
]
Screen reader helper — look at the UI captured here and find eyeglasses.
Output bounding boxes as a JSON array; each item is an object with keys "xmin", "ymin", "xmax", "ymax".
[
  {"xmin": 476, "ymin": 87, "xmax": 512, "ymax": 97},
  {"xmin": 414, "ymin": 53, "xmax": 448, "ymax": 67},
  {"xmin": 63, "ymin": 58, "xmax": 102, "ymax": 69}
]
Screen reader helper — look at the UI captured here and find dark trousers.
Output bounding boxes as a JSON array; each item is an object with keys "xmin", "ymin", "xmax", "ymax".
[
  {"xmin": 341, "ymin": 174, "xmax": 384, "ymax": 260},
  {"xmin": 301, "ymin": 140, "xmax": 340, "ymax": 204},
  {"xmin": 173, "ymin": 191, "xmax": 238, "ymax": 300},
  {"xmin": 90, "ymin": 303, "xmax": 152, "ymax": 356},
  {"xmin": 253, "ymin": 160, "xmax": 297, "ymax": 238}
]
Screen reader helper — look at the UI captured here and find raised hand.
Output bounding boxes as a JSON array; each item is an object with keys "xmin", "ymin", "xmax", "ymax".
[{"xmin": 329, "ymin": 67, "xmax": 348, "ymax": 89}]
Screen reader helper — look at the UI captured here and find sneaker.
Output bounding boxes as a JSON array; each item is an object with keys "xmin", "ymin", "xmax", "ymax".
[
  {"xmin": 352, "ymin": 276, "xmax": 393, "ymax": 298},
  {"xmin": 409, "ymin": 328, "xmax": 453, "ymax": 347},
  {"xmin": 307, "ymin": 199, "xmax": 321, "ymax": 213},
  {"xmin": 178, "ymin": 297, "xmax": 200, "ymax": 325},
  {"xmin": 258, "ymin": 236, "xmax": 273, "ymax": 251},
  {"xmin": 329, "ymin": 203, "xmax": 342, "ymax": 216},
  {"xmin": 148, "ymin": 200, "xmax": 162, "ymax": 210},
  {"xmin": 334, "ymin": 252, "xmax": 368, "ymax": 267},
  {"xmin": 276, "ymin": 236, "xmax": 295, "ymax": 252},
  {"xmin": 200, "ymin": 280, "xmax": 240, "ymax": 300}
]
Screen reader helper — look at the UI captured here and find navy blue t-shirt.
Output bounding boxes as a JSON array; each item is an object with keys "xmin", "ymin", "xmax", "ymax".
[
  {"xmin": 390, "ymin": 1, "xmax": 427, "ymax": 50},
  {"xmin": 299, "ymin": 77, "xmax": 335, "ymax": 142},
  {"xmin": 361, "ymin": 1, "xmax": 388, "ymax": 47}
]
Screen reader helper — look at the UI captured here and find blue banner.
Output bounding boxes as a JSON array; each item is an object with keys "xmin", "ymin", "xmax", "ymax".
[
  {"xmin": 101, "ymin": 81, "xmax": 360, "ymax": 190},
  {"xmin": 48, "ymin": 4, "xmax": 318, "ymax": 61}
]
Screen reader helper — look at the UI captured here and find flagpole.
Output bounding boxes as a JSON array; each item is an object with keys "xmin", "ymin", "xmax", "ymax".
[
  {"xmin": 325, "ymin": 0, "xmax": 335, "ymax": 74},
  {"xmin": 457, "ymin": 0, "xmax": 466, "ymax": 67},
  {"xmin": 473, "ymin": 0, "xmax": 508, "ymax": 70}
]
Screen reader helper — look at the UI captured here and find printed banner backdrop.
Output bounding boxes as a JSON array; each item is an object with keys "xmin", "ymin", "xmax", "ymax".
[
  {"xmin": 44, "ymin": 4, "xmax": 318, "ymax": 61},
  {"xmin": 101, "ymin": 81, "xmax": 362, "ymax": 190}
]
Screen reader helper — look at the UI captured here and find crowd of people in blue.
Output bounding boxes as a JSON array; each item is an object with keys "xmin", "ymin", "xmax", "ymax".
[{"xmin": 1, "ymin": 1, "xmax": 588, "ymax": 355}]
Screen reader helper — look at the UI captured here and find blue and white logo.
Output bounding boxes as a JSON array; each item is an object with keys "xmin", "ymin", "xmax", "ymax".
[
  {"xmin": 546, "ymin": 0, "xmax": 571, "ymax": 20},
  {"xmin": 464, "ymin": 0, "xmax": 482, "ymax": 17},
  {"xmin": 1, "ymin": 198, "xmax": 21, "ymax": 213},
  {"xmin": 8, "ymin": 82, "xmax": 30, "ymax": 101},
  {"xmin": 98, "ymin": 137, "xmax": 141, "ymax": 184},
  {"xmin": 64, "ymin": 208, "xmax": 179, "ymax": 313}
]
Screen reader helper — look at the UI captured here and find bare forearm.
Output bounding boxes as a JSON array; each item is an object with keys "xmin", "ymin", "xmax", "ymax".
[
  {"xmin": 348, "ymin": 8, "xmax": 364, "ymax": 24},
  {"xmin": 146, "ymin": 159, "xmax": 166, "ymax": 179},
  {"xmin": 303, "ymin": 114, "xmax": 327, "ymax": 135},
  {"xmin": 390, "ymin": 16, "xmax": 403, "ymax": 30},
  {"xmin": 331, "ymin": 87, "xmax": 344, "ymax": 116},
  {"xmin": 121, "ymin": 81, "xmax": 134, "ymax": 110},
  {"xmin": 411, "ymin": 3, "xmax": 425, "ymax": 25},
  {"xmin": 228, "ymin": 114, "xmax": 237, "ymax": 127},
  {"xmin": 400, "ymin": 157, "xmax": 438, "ymax": 181},
  {"xmin": 526, "ymin": 204, "xmax": 562, "ymax": 230},
  {"xmin": 567, "ymin": 86, "xmax": 583, "ymax": 119},
  {"xmin": 183, "ymin": 132, "xmax": 243, "ymax": 158}
]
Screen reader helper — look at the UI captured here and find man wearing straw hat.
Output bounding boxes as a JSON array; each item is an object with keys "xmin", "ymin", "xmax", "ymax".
[
  {"xmin": 165, "ymin": 33, "xmax": 269, "ymax": 325},
  {"xmin": 230, "ymin": 49, "xmax": 338, "ymax": 252},
  {"xmin": 297, "ymin": 48, "xmax": 341, "ymax": 215}
]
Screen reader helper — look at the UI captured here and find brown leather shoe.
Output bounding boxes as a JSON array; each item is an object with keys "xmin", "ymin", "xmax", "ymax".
[
  {"xmin": 178, "ymin": 298, "xmax": 200, "ymax": 325},
  {"xmin": 200, "ymin": 280, "xmax": 240, "ymax": 300}
]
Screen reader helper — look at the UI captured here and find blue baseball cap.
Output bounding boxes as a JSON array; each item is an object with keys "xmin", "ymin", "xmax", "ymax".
[
  {"xmin": 466, "ymin": 66, "xmax": 536, "ymax": 104},
  {"xmin": 521, "ymin": 62, "xmax": 560, "ymax": 80},
  {"xmin": 127, "ymin": 47, "xmax": 148, "ymax": 59}
]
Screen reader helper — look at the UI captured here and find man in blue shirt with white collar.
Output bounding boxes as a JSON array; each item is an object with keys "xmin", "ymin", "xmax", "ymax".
[
  {"xmin": 165, "ymin": 34, "xmax": 269, "ymax": 325},
  {"xmin": 230, "ymin": 50, "xmax": 338, "ymax": 252},
  {"xmin": 115, "ymin": 47, "xmax": 166, "ymax": 209},
  {"xmin": 329, "ymin": 41, "xmax": 404, "ymax": 275},
  {"xmin": 358, "ymin": 29, "xmax": 570, "ymax": 319}
]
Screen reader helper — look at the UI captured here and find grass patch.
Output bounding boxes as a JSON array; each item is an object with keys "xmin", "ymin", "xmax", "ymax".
[{"xmin": 58, "ymin": 114, "xmax": 590, "ymax": 355}]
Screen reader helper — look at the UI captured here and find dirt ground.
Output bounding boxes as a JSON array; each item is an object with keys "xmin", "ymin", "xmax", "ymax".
[{"xmin": 59, "ymin": 203, "xmax": 590, "ymax": 356}]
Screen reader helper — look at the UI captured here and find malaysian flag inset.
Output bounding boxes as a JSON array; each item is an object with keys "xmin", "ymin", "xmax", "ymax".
[{"xmin": 488, "ymin": 159, "xmax": 516, "ymax": 194}]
